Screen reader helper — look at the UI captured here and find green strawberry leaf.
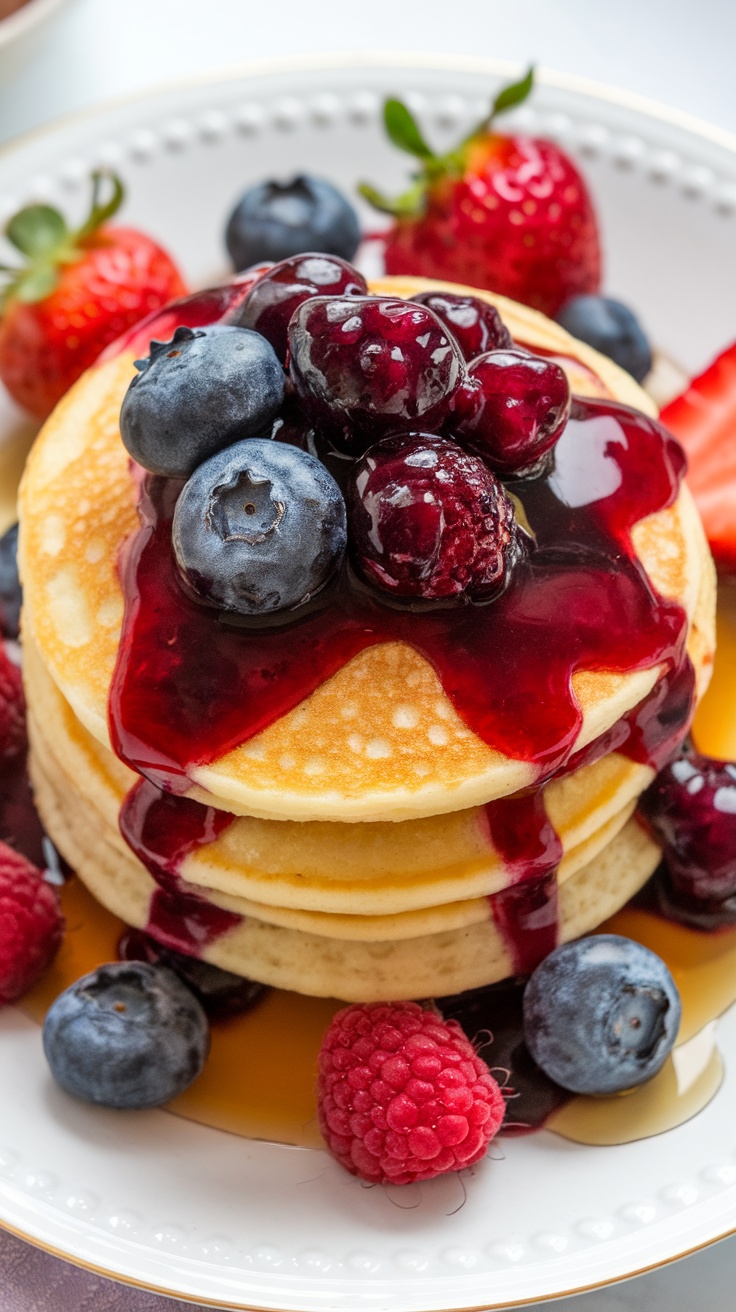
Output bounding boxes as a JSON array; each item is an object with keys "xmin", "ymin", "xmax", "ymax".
[
  {"xmin": 460, "ymin": 66, "xmax": 536, "ymax": 146},
  {"xmin": 491, "ymin": 65, "xmax": 535, "ymax": 119},
  {"xmin": 358, "ymin": 180, "xmax": 427, "ymax": 219},
  {"xmin": 15, "ymin": 263, "xmax": 60, "ymax": 303},
  {"xmin": 5, "ymin": 204, "xmax": 68, "ymax": 258},
  {"xmin": 75, "ymin": 169, "xmax": 125, "ymax": 241},
  {"xmin": 383, "ymin": 98, "xmax": 435, "ymax": 161}
]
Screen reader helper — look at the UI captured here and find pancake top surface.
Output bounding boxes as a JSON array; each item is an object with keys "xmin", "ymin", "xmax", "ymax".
[{"xmin": 19, "ymin": 277, "xmax": 710, "ymax": 820}]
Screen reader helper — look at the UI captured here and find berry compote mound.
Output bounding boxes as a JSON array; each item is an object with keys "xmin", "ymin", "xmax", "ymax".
[{"xmin": 17, "ymin": 263, "xmax": 715, "ymax": 1011}]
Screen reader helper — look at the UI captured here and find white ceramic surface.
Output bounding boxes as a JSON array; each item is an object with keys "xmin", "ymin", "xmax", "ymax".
[
  {"xmin": 0, "ymin": 0, "xmax": 71, "ymax": 80},
  {"xmin": 1, "ymin": 55, "xmax": 736, "ymax": 1311}
]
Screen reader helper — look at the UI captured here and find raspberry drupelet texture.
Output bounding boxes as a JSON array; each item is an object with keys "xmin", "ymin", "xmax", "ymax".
[
  {"xmin": 0, "ymin": 641, "xmax": 26, "ymax": 765},
  {"xmin": 317, "ymin": 1001, "xmax": 505, "ymax": 1185},
  {"xmin": 0, "ymin": 842, "xmax": 64, "ymax": 1004}
]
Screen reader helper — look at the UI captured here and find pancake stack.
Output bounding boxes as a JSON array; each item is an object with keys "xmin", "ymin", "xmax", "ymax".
[{"xmin": 18, "ymin": 277, "xmax": 717, "ymax": 1001}]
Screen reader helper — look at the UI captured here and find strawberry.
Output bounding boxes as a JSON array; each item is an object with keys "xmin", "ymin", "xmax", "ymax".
[
  {"xmin": 361, "ymin": 69, "xmax": 601, "ymax": 318},
  {"xmin": 661, "ymin": 341, "xmax": 736, "ymax": 578},
  {"xmin": 0, "ymin": 171, "xmax": 187, "ymax": 420}
]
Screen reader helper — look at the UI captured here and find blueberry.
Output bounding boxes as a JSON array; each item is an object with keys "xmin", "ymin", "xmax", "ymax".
[
  {"xmin": 555, "ymin": 295, "xmax": 652, "ymax": 382},
  {"xmin": 172, "ymin": 438, "xmax": 347, "ymax": 615},
  {"xmin": 43, "ymin": 962, "xmax": 210, "ymax": 1109},
  {"xmin": 0, "ymin": 523, "xmax": 21, "ymax": 640},
  {"xmin": 120, "ymin": 325, "xmax": 285, "ymax": 478},
  {"xmin": 522, "ymin": 935, "xmax": 681, "ymax": 1095},
  {"xmin": 225, "ymin": 175, "xmax": 361, "ymax": 270}
]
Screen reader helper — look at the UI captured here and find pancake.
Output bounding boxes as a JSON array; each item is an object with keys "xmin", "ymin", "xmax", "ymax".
[
  {"xmin": 28, "ymin": 719, "xmax": 661, "ymax": 1000},
  {"xmin": 18, "ymin": 278, "xmax": 711, "ymax": 823}
]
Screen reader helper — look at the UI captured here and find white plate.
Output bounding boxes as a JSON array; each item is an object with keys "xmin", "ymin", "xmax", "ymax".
[{"xmin": 2, "ymin": 53, "xmax": 736, "ymax": 1311}]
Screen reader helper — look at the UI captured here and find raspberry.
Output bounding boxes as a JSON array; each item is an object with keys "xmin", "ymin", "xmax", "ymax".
[
  {"xmin": 0, "ymin": 842, "xmax": 63, "ymax": 1004},
  {"xmin": 0, "ymin": 642, "xmax": 25, "ymax": 765},
  {"xmin": 348, "ymin": 434, "xmax": 522, "ymax": 601},
  {"xmin": 317, "ymin": 1001, "xmax": 505, "ymax": 1184}
]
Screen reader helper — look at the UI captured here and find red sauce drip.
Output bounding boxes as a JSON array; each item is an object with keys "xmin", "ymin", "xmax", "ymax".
[
  {"xmin": 567, "ymin": 658, "xmax": 696, "ymax": 777},
  {"xmin": 479, "ymin": 659, "xmax": 696, "ymax": 973},
  {"xmin": 484, "ymin": 791, "xmax": 563, "ymax": 974},
  {"xmin": 99, "ymin": 277, "xmax": 261, "ymax": 365},
  {"xmin": 119, "ymin": 778, "xmax": 238, "ymax": 954}
]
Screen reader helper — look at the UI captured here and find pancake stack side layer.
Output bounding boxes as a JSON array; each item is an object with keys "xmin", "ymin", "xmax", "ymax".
[{"xmin": 18, "ymin": 277, "xmax": 717, "ymax": 1000}]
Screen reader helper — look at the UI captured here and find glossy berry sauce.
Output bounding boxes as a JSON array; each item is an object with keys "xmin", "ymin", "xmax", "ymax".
[
  {"xmin": 107, "ymin": 289, "xmax": 690, "ymax": 977},
  {"xmin": 119, "ymin": 777, "xmax": 237, "ymax": 953}
]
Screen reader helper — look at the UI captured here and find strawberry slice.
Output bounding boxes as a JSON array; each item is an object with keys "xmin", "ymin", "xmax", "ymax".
[{"xmin": 661, "ymin": 342, "xmax": 736, "ymax": 577}]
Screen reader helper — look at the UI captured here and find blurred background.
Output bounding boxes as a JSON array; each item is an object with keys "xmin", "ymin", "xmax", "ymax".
[{"xmin": 1, "ymin": 0, "xmax": 735, "ymax": 147}]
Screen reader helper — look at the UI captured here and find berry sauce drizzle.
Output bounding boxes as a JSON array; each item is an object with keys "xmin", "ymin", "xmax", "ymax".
[{"xmin": 119, "ymin": 777, "xmax": 238, "ymax": 954}]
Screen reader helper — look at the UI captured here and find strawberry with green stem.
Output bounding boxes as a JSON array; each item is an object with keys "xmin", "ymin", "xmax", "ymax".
[
  {"xmin": 360, "ymin": 68, "xmax": 601, "ymax": 318},
  {"xmin": 0, "ymin": 170, "xmax": 187, "ymax": 420}
]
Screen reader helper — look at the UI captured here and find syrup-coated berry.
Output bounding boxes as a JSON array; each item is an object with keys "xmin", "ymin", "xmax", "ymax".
[
  {"xmin": 43, "ymin": 962, "xmax": 210, "ymax": 1109},
  {"xmin": 452, "ymin": 348, "xmax": 571, "ymax": 477},
  {"xmin": 289, "ymin": 296, "xmax": 465, "ymax": 452},
  {"xmin": 120, "ymin": 325, "xmax": 285, "ymax": 478},
  {"xmin": 411, "ymin": 290, "xmax": 512, "ymax": 361},
  {"xmin": 317, "ymin": 1001, "xmax": 505, "ymax": 1184},
  {"xmin": 118, "ymin": 929, "xmax": 267, "ymax": 1020},
  {"xmin": 349, "ymin": 433, "xmax": 521, "ymax": 600},
  {"xmin": 225, "ymin": 175, "xmax": 361, "ymax": 270},
  {"xmin": 0, "ymin": 524, "xmax": 21, "ymax": 640},
  {"xmin": 556, "ymin": 295, "xmax": 652, "ymax": 383},
  {"xmin": 173, "ymin": 438, "xmax": 347, "ymax": 615},
  {"xmin": 233, "ymin": 253, "xmax": 367, "ymax": 363},
  {"xmin": 523, "ymin": 935, "xmax": 681, "ymax": 1095},
  {"xmin": 639, "ymin": 750, "xmax": 736, "ymax": 910}
]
